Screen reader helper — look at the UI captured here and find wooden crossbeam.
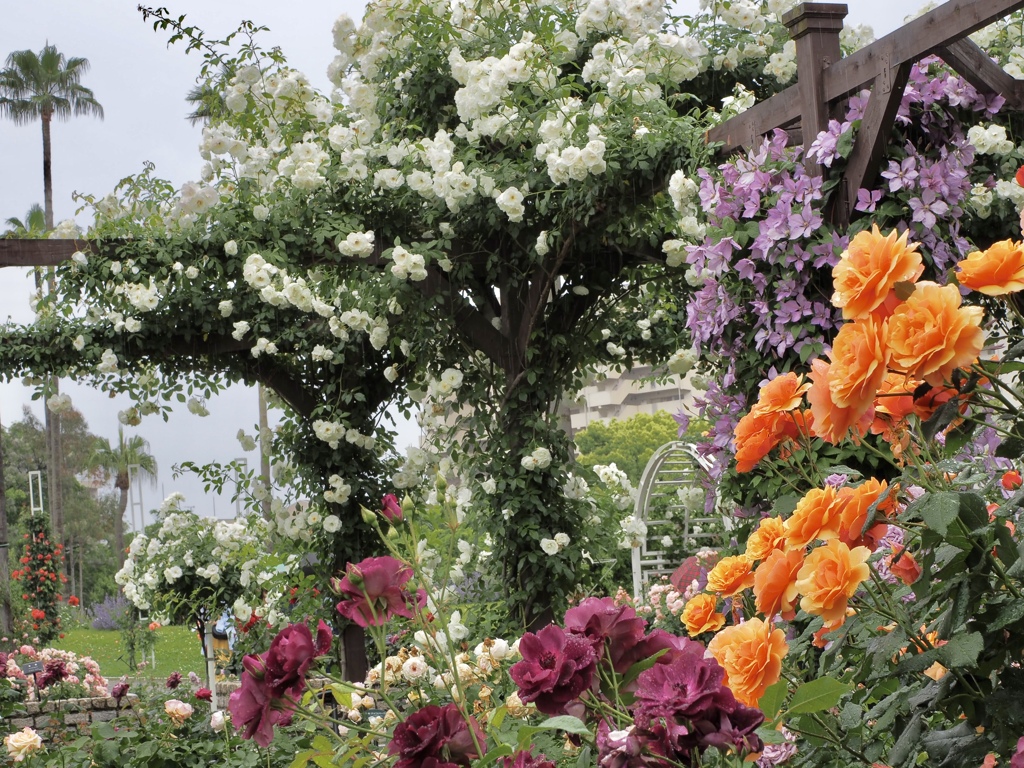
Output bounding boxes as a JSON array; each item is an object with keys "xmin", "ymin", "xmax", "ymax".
[
  {"xmin": 0, "ymin": 239, "xmax": 88, "ymax": 269},
  {"xmin": 938, "ymin": 38, "xmax": 1024, "ymax": 111},
  {"xmin": 708, "ymin": 0, "xmax": 1024, "ymax": 153}
]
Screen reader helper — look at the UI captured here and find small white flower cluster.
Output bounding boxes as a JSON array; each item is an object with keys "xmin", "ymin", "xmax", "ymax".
[
  {"xmin": 763, "ymin": 40, "xmax": 797, "ymax": 83},
  {"xmin": 666, "ymin": 347, "xmax": 698, "ymax": 376},
  {"xmin": 96, "ymin": 349, "xmax": 119, "ymax": 374},
  {"xmin": 236, "ymin": 429, "xmax": 257, "ymax": 452},
  {"xmin": 46, "ymin": 393, "xmax": 73, "ymax": 414},
  {"xmin": 521, "ymin": 446, "xmax": 553, "ymax": 471},
  {"xmin": 618, "ymin": 514, "xmax": 648, "ymax": 548},
  {"xmin": 540, "ymin": 532, "xmax": 570, "ymax": 555},
  {"xmin": 323, "ymin": 474, "xmax": 352, "ymax": 505},
  {"xmin": 166, "ymin": 182, "xmax": 220, "ymax": 229},
  {"xmin": 338, "ymin": 230, "xmax": 375, "ymax": 258},
  {"xmin": 676, "ymin": 485, "xmax": 706, "ymax": 514},
  {"xmin": 390, "ymin": 246, "xmax": 428, "ymax": 281},
  {"xmin": 967, "ymin": 124, "xmax": 1016, "ymax": 156},
  {"xmin": 187, "ymin": 397, "xmax": 210, "ymax": 417},
  {"xmin": 428, "ymin": 367, "xmax": 464, "ymax": 399},
  {"xmin": 124, "ymin": 280, "xmax": 160, "ymax": 313},
  {"xmin": 495, "ymin": 187, "xmax": 526, "ymax": 222},
  {"xmin": 562, "ymin": 473, "xmax": 590, "ymax": 500},
  {"xmin": 593, "ymin": 463, "xmax": 637, "ymax": 511}
]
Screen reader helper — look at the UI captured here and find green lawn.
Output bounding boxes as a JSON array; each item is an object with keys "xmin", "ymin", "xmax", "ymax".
[{"xmin": 53, "ymin": 625, "xmax": 207, "ymax": 681}]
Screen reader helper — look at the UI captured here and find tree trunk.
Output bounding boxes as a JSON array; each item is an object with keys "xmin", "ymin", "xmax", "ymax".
[
  {"xmin": 0, "ymin": 410, "xmax": 14, "ymax": 637},
  {"xmin": 258, "ymin": 385, "xmax": 272, "ymax": 520},
  {"xmin": 45, "ymin": 381, "xmax": 64, "ymax": 548},
  {"xmin": 42, "ymin": 111, "xmax": 53, "ymax": 230},
  {"xmin": 115, "ymin": 484, "xmax": 128, "ymax": 569}
]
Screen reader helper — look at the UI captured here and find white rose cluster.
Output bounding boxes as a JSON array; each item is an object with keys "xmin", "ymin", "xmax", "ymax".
[
  {"xmin": 324, "ymin": 474, "xmax": 352, "ymax": 505},
  {"xmin": 338, "ymin": 230, "xmax": 376, "ymax": 258},
  {"xmin": 967, "ymin": 124, "xmax": 1016, "ymax": 156},
  {"xmin": 666, "ymin": 347, "xmax": 698, "ymax": 376},
  {"xmin": 46, "ymin": 392, "xmax": 73, "ymax": 415},
  {"xmin": 521, "ymin": 446, "xmax": 552, "ymax": 471}
]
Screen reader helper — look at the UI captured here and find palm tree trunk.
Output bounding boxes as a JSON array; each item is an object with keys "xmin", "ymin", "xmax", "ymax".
[
  {"xmin": 115, "ymin": 485, "xmax": 128, "ymax": 569},
  {"xmin": 41, "ymin": 110, "xmax": 53, "ymax": 230},
  {"xmin": 258, "ymin": 385, "xmax": 272, "ymax": 520},
  {"xmin": 0, "ymin": 410, "xmax": 14, "ymax": 637}
]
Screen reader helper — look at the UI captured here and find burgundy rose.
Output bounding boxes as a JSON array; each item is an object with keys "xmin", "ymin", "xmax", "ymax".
[
  {"xmin": 228, "ymin": 667, "xmax": 295, "ymax": 748},
  {"xmin": 509, "ymin": 625, "xmax": 597, "ymax": 715},
  {"xmin": 111, "ymin": 681, "xmax": 130, "ymax": 704},
  {"xmin": 195, "ymin": 687, "xmax": 213, "ymax": 702},
  {"xmin": 381, "ymin": 494, "xmax": 403, "ymax": 522},
  {"xmin": 500, "ymin": 750, "xmax": 556, "ymax": 768},
  {"xmin": 229, "ymin": 621, "xmax": 333, "ymax": 747},
  {"xmin": 633, "ymin": 651, "xmax": 727, "ymax": 722},
  {"xmin": 36, "ymin": 659, "xmax": 68, "ymax": 689},
  {"xmin": 564, "ymin": 597, "xmax": 647, "ymax": 674},
  {"xmin": 0, "ymin": 652, "xmax": 8, "ymax": 679},
  {"xmin": 388, "ymin": 703, "xmax": 486, "ymax": 768},
  {"xmin": 333, "ymin": 556, "xmax": 426, "ymax": 628},
  {"xmin": 263, "ymin": 620, "xmax": 332, "ymax": 698},
  {"xmin": 166, "ymin": 671, "xmax": 182, "ymax": 689}
]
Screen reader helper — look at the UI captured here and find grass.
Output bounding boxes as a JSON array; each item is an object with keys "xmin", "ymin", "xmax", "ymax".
[{"xmin": 53, "ymin": 625, "xmax": 207, "ymax": 681}]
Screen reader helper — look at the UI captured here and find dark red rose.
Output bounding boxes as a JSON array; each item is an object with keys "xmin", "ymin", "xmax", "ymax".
[
  {"xmin": 509, "ymin": 625, "xmax": 597, "ymax": 715},
  {"xmin": 564, "ymin": 597, "xmax": 647, "ymax": 674},
  {"xmin": 333, "ymin": 556, "xmax": 426, "ymax": 628},
  {"xmin": 195, "ymin": 687, "xmax": 213, "ymax": 701},
  {"xmin": 501, "ymin": 750, "xmax": 556, "ymax": 768},
  {"xmin": 166, "ymin": 671, "xmax": 182, "ymax": 689},
  {"xmin": 228, "ymin": 668, "xmax": 295, "ymax": 748},
  {"xmin": 388, "ymin": 703, "xmax": 485, "ymax": 768},
  {"xmin": 262, "ymin": 620, "xmax": 332, "ymax": 698},
  {"xmin": 111, "ymin": 681, "xmax": 130, "ymax": 704}
]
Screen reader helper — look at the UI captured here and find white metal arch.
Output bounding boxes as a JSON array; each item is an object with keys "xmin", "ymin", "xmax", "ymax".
[{"xmin": 631, "ymin": 441, "xmax": 717, "ymax": 600}]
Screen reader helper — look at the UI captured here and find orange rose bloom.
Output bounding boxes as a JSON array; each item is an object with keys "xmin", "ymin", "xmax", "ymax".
[
  {"xmin": 753, "ymin": 548, "xmax": 804, "ymax": 620},
  {"xmin": 681, "ymin": 593, "xmax": 726, "ymax": 637},
  {"xmin": 752, "ymin": 372, "xmax": 811, "ymax": 415},
  {"xmin": 887, "ymin": 282, "xmax": 985, "ymax": 386},
  {"xmin": 887, "ymin": 549, "xmax": 922, "ymax": 585},
  {"xmin": 807, "ymin": 359, "xmax": 873, "ymax": 444},
  {"xmin": 832, "ymin": 225, "xmax": 923, "ymax": 320},
  {"xmin": 733, "ymin": 412, "xmax": 785, "ymax": 473},
  {"xmin": 957, "ymin": 239, "xmax": 1024, "ymax": 296},
  {"xmin": 795, "ymin": 539, "xmax": 872, "ymax": 626},
  {"xmin": 733, "ymin": 373, "xmax": 811, "ymax": 473},
  {"xmin": 828, "ymin": 317, "xmax": 890, "ymax": 417},
  {"xmin": 836, "ymin": 478, "xmax": 891, "ymax": 546},
  {"xmin": 745, "ymin": 516, "xmax": 788, "ymax": 562},
  {"xmin": 871, "ymin": 372, "xmax": 918, "ymax": 434},
  {"xmin": 707, "ymin": 618, "xmax": 788, "ymax": 706},
  {"xmin": 785, "ymin": 486, "xmax": 842, "ymax": 549},
  {"xmin": 706, "ymin": 555, "xmax": 756, "ymax": 597}
]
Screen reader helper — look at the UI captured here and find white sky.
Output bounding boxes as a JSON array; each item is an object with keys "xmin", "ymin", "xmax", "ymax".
[{"xmin": 0, "ymin": 0, "xmax": 942, "ymax": 522}]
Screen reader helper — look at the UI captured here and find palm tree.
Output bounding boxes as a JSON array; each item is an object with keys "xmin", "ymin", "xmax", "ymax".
[
  {"xmin": 184, "ymin": 64, "xmax": 234, "ymax": 127},
  {"xmin": 4, "ymin": 203, "xmax": 45, "ymax": 235},
  {"xmin": 90, "ymin": 429, "xmax": 157, "ymax": 568},
  {"xmin": 0, "ymin": 44, "xmax": 104, "ymax": 229}
]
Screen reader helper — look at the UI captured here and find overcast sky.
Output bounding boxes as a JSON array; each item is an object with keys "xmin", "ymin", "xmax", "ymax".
[{"xmin": 0, "ymin": 0, "xmax": 939, "ymax": 523}]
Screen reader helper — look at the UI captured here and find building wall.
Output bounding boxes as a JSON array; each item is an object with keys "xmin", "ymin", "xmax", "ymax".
[{"xmin": 564, "ymin": 365, "xmax": 698, "ymax": 435}]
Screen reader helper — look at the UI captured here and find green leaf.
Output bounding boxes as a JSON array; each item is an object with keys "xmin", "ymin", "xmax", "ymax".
[
  {"xmin": 534, "ymin": 715, "xmax": 590, "ymax": 735},
  {"xmin": 919, "ymin": 492, "xmax": 959, "ymax": 535},
  {"xmin": 757, "ymin": 678, "xmax": 789, "ymax": 721},
  {"xmin": 620, "ymin": 648, "xmax": 668, "ymax": 687},
  {"xmin": 991, "ymin": 600, "xmax": 1024, "ymax": 632},
  {"xmin": 785, "ymin": 677, "xmax": 851, "ymax": 715},
  {"xmin": 939, "ymin": 631, "xmax": 983, "ymax": 669}
]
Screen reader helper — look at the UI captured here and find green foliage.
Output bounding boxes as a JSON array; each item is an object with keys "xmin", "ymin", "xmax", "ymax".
[
  {"xmin": 12, "ymin": 514, "xmax": 66, "ymax": 644},
  {"xmin": 573, "ymin": 411, "xmax": 683, "ymax": 484}
]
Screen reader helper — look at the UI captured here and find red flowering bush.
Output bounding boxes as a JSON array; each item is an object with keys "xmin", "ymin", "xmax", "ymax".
[{"xmin": 10, "ymin": 515, "xmax": 67, "ymax": 644}]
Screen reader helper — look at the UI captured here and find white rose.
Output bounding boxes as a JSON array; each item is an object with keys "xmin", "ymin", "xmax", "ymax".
[
  {"xmin": 323, "ymin": 515, "xmax": 342, "ymax": 533},
  {"xmin": 224, "ymin": 240, "xmax": 239, "ymax": 256},
  {"xmin": 218, "ymin": 300, "xmax": 233, "ymax": 317},
  {"xmin": 540, "ymin": 538, "xmax": 560, "ymax": 555},
  {"xmin": 210, "ymin": 711, "xmax": 227, "ymax": 732}
]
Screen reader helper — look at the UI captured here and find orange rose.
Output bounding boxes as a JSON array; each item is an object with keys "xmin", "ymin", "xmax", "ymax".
[
  {"xmin": 887, "ymin": 282, "xmax": 985, "ymax": 386},
  {"xmin": 807, "ymin": 359, "xmax": 874, "ymax": 444},
  {"xmin": 733, "ymin": 411, "xmax": 785, "ymax": 473},
  {"xmin": 753, "ymin": 548, "xmax": 804, "ymax": 620},
  {"xmin": 956, "ymin": 239, "xmax": 1024, "ymax": 295},
  {"xmin": 785, "ymin": 486, "xmax": 842, "ymax": 549},
  {"xmin": 832, "ymin": 225, "xmax": 923, "ymax": 320},
  {"xmin": 795, "ymin": 539, "xmax": 872, "ymax": 626},
  {"xmin": 733, "ymin": 373, "xmax": 811, "ymax": 473},
  {"xmin": 871, "ymin": 372, "xmax": 919, "ymax": 435},
  {"xmin": 751, "ymin": 372, "xmax": 811, "ymax": 415},
  {"xmin": 681, "ymin": 593, "xmax": 726, "ymax": 636},
  {"xmin": 745, "ymin": 516, "xmax": 788, "ymax": 562},
  {"xmin": 887, "ymin": 548, "xmax": 921, "ymax": 585},
  {"xmin": 707, "ymin": 617, "xmax": 788, "ymax": 706},
  {"xmin": 835, "ymin": 478, "xmax": 891, "ymax": 546},
  {"xmin": 706, "ymin": 555, "xmax": 755, "ymax": 597},
  {"xmin": 828, "ymin": 316, "xmax": 890, "ymax": 420}
]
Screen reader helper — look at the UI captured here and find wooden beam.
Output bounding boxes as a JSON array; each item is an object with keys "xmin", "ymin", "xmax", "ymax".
[
  {"xmin": 0, "ymin": 239, "xmax": 89, "ymax": 268},
  {"xmin": 708, "ymin": 0, "xmax": 1024, "ymax": 153},
  {"xmin": 783, "ymin": 3, "xmax": 847, "ymax": 175},
  {"xmin": 836, "ymin": 60, "xmax": 914, "ymax": 225},
  {"xmin": 938, "ymin": 38, "xmax": 1024, "ymax": 111}
]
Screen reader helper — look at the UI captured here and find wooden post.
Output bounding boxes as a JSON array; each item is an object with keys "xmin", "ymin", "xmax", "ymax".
[{"xmin": 782, "ymin": 3, "xmax": 848, "ymax": 175}]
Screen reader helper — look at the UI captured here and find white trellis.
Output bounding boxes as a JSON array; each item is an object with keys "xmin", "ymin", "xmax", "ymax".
[{"xmin": 631, "ymin": 441, "xmax": 719, "ymax": 600}]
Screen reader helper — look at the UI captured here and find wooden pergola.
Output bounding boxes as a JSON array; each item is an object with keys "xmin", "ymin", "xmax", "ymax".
[{"xmin": 707, "ymin": 0, "xmax": 1024, "ymax": 224}]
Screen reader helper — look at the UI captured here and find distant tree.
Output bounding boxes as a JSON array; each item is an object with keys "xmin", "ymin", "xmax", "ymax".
[
  {"xmin": 4, "ymin": 203, "xmax": 45, "ymax": 235},
  {"xmin": 89, "ymin": 428, "xmax": 157, "ymax": 568},
  {"xmin": 184, "ymin": 63, "xmax": 234, "ymax": 126},
  {"xmin": 574, "ymin": 411, "xmax": 688, "ymax": 484},
  {"xmin": 0, "ymin": 44, "xmax": 104, "ymax": 228}
]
